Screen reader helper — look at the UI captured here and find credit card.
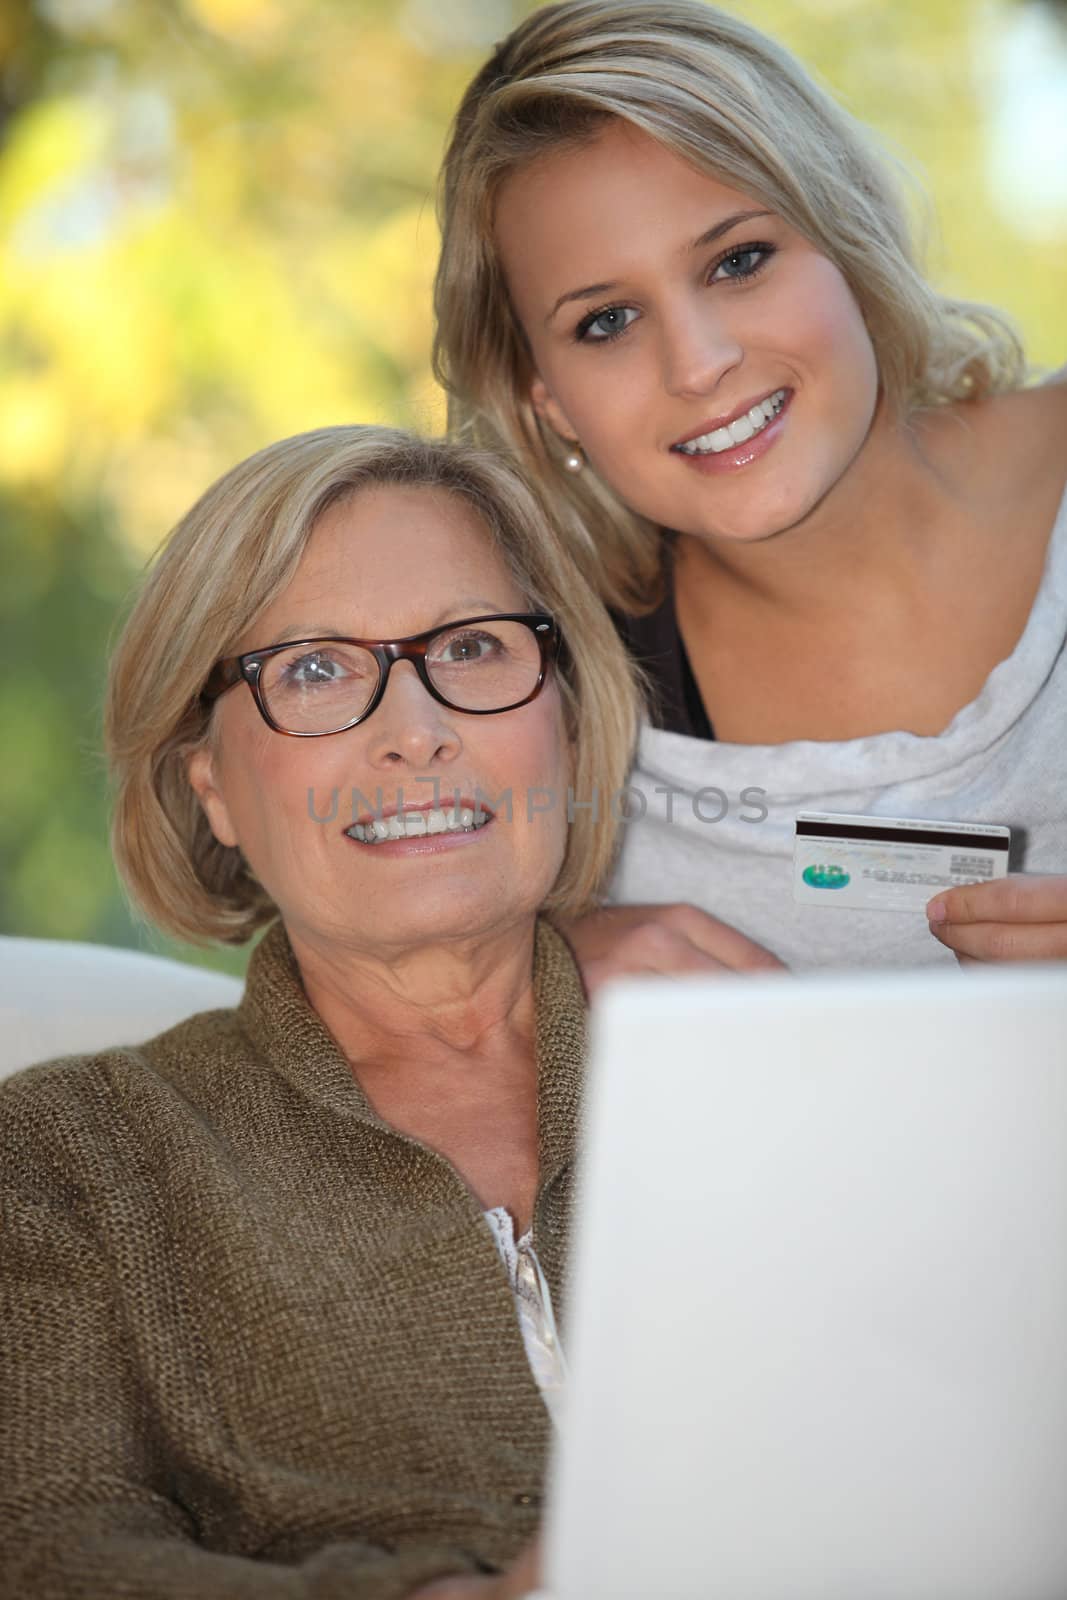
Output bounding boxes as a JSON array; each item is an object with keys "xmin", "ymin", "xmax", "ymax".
[{"xmin": 793, "ymin": 812, "xmax": 1011, "ymax": 914}]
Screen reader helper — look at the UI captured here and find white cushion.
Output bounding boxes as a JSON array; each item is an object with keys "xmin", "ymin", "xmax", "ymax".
[{"xmin": 0, "ymin": 936, "xmax": 244, "ymax": 1081}]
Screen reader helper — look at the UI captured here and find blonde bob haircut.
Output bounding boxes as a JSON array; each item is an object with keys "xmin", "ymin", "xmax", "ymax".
[
  {"xmin": 434, "ymin": 0, "xmax": 1028, "ymax": 612},
  {"xmin": 106, "ymin": 426, "xmax": 642, "ymax": 946}
]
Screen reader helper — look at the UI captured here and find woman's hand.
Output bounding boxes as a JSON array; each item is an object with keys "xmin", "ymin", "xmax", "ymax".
[
  {"xmin": 927, "ymin": 875, "xmax": 1067, "ymax": 963},
  {"xmin": 410, "ymin": 1535, "xmax": 542, "ymax": 1599},
  {"xmin": 559, "ymin": 903, "xmax": 785, "ymax": 997}
]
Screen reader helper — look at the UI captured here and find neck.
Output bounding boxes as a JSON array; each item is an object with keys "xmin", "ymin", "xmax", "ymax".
[
  {"xmin": 675, "ymin": 397, "xmax": 975, "ymax": 616},
  {"xmin": 287, "ymin": 917, "xmax": 540, "ymax": 1072}
]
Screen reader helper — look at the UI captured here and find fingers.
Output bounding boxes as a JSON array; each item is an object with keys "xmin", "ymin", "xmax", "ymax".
[
  {"xmin": 929, "ymin": 919, "xmax": 1067, "ymax": 963},
  {"xmin": 581, "ymin": 943, "xmax": 729, "ymax": 999},
  {"xmin": 927, "ymin": 874, "xmax": 1067, "ymax": 927},
  {"xmin": 562, "ymin": 903, "xmax": 785, "ymax": 988},
  {"xmin": 410, "ymin": 1536, "xmax": 541, "ymax": 1600},
  {"xmin": 647, "ymin": 902, "xmax": 785, "ymax": 972},
  {"xmin": 927, "ymin": 875, "xmax": 1067, "ymax": 963},
  {"xmin": 571, "ymin": 907, "xmax": 786, "ymax": 999},
  {"xmin": 493, "ymin": 1534, "xmax": 542, "ymax": 1599}
]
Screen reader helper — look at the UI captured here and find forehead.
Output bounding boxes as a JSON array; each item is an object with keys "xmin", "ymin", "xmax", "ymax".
[
  {"xmin": 494, "ymin": 121, "xmax": 761, "ymax": 299},
  {"xmin": 310, "ymin": 481, "xmax": 491, "ymax": 562},
  {"xmin": 499, "ymin": 116, "xmax": 733, "ymax": 198},
  {"xmin": 250, "ymin": 482, "xmax": 526, "ymax": 642}
]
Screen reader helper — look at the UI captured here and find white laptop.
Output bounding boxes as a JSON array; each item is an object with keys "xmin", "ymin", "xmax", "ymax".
[{"xmin": 546, "ymin": 966, "xmax": 1067, "ymax": 1600}]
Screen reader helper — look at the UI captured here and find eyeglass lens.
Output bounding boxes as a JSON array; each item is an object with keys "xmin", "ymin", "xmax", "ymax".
[{"xmin": 259, "ymin": 620, "xmax": 544, "ymax": 734}]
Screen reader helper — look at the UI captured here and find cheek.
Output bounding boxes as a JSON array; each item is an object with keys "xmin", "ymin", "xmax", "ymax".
[
  {"xmin": 541, "ymin": 369, "xmax": 651, "ymax": 505},
  {"xmin": 534, "ymin": 711, "xmax": 574, "ymax": 865},
  {"xmin": 798, "ymin": 264, "xmax": 877, "ymax": 384},
  {"xmin": 495, "ymin": 697, "xmax": 571, "ymax": 843},
  {"xmin": 530, "ymin": 691, "xmax": 572, "ymax": 790},
  {"xmin": 215, "ymin": 726, "xmax": 345, "ymax": 856},
  {"xmin": 553, "ymin": 364, "xmax": 634, "ymax": 447}
]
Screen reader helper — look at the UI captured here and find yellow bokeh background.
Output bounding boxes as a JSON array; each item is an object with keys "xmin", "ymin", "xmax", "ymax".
[{"xmin": 1, "ymin": 0, "xmax": 1065, "ymax": 972}]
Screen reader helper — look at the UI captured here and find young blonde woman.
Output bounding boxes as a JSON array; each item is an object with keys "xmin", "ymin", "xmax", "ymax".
[{"xmin": 434, "ymin": 0, "xmax": 1067, "ymax": 974}]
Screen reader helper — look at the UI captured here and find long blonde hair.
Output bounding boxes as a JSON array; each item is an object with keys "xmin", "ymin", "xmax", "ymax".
[
  {"xmin": 434, "ymin": 0, "xmax": 1027, "ymax": 612},
  {"xmin": 106, "ymin": 426, "xmax": 641, "ymax": 944}
]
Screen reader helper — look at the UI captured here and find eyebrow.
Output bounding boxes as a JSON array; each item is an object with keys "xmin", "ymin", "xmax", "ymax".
[
  {"xmin": 545, "ymin": 208, "xmax": 775, "ymax": 325},
  {"xmin": 263, "ymin": 599, "xmax": 509, "ymax": 648}
]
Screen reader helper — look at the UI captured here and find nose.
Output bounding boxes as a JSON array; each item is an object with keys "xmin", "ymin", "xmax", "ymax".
[
  {"xmin": 660, "ymin": 298, "xmax": 743, "ymax": 400},
  {"xmin": 362, "ymin": 660, "xmax": 462, "ymax": 769}
]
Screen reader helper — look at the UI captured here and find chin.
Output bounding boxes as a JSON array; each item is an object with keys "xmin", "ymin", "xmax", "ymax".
[
  {"xmin": 689, "ymin": 508, "xmax": 796, "ymax": 546},
  {"xmin": 371, "ymin": 888, "xmax": 528, "ymax": 949},
  {"xmin": 710, "ymin": 518, "xmax": 787, "ymax": 545},
  {"xmin": 698, "ymin": 480, "xmax": 831, "ymax": 545}
]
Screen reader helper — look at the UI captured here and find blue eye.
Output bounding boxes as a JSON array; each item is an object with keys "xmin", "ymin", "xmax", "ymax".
[
  {"xmin": 710, "ymin": 243, "xmax": 774, "ymax": 282},
  {"xmin": 288, "ymin": 652, "xmax": 346, "ymax": 684},
  {"xmin": 272, "ymin": 647, "xmax": 375, "ymax": 693},
  {"xmin": 576, "ymin": 304, "xmax": 639, "ymax": 343}
]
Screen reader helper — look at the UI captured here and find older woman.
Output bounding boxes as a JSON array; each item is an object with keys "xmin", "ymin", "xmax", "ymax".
[{"xmin": 0, "ymin": 427, "xmax": 641, "ymax": 1599}]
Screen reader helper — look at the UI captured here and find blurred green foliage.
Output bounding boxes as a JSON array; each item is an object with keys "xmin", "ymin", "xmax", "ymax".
[{"xmin": 1, "ymin": 0, "xmax": 1065, "ymax": 974}]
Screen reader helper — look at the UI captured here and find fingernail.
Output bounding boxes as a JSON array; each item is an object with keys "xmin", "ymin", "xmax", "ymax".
[{"xmin": 927, "ymin": 898, "xmax": 947, "ymax": 924}]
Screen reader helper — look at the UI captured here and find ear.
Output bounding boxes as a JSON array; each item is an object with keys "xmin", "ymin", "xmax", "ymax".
[
  {"xmin": 530, "ymin": 373, "xmax": 579, "ymax": 449},
  {"xmin": 186, "ymin": 742, "xmax": 240, "ymax": 849}
]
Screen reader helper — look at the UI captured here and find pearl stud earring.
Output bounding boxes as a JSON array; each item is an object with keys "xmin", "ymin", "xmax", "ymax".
[{"xmin": 563, "ymin": 444, "xmax": 586, "ymax": 474}]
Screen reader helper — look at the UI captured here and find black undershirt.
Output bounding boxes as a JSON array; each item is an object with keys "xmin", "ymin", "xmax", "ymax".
[{"xmin": 614, "ymin": 552, "xmax": 716, "ymax": 742}]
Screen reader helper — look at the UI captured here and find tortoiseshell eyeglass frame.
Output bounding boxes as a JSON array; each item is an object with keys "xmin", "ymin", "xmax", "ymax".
[{"xmin": 199, "ymin": 613, "xmax": 561, "ymax": 737}]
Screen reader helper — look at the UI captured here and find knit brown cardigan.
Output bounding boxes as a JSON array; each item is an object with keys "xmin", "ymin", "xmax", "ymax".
[{"xmin": 0, "ymin": 917, "xmax": 587, "ymax": 1600}]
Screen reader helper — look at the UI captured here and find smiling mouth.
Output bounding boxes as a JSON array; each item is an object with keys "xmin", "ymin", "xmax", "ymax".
[
  {"xmin": 344, "ymin": 804, "xmax": 492, "ymax": 845},
  {"xmin": 671, "ymin": 388, "xmax": 788, "ymax": 456}
]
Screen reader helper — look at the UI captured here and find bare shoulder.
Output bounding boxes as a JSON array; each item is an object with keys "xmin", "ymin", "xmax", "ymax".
[
  {"xmin": 969, "ymin": 377, "xmax": 1067, "ymax": 480},
  {"xmin": 936, "ymin": 378, "xmax": 1067, "ymax": 554},
  {"xmin": 993, "ymin": 372, "xmax": 1067, "ymax": 424}
]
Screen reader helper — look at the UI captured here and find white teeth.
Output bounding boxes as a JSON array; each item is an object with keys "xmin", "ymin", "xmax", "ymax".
[
  {"xmin": 675, "ymin": 388, "xmax": 786, "ymax": 455},
  {"xmin": 346, "ymin": 806, "xmax": 491, "ymax": 844}
]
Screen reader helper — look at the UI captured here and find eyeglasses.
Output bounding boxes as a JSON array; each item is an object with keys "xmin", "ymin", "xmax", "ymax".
[{"xmin": 201, "ymin": 613, "xmax": 561, "ymax": 737}]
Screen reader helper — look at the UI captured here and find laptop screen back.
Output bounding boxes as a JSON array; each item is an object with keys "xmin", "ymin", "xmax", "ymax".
[{"xmin": 547, "ymin": 967, "xmax": 1067, "ymax": 1600}]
